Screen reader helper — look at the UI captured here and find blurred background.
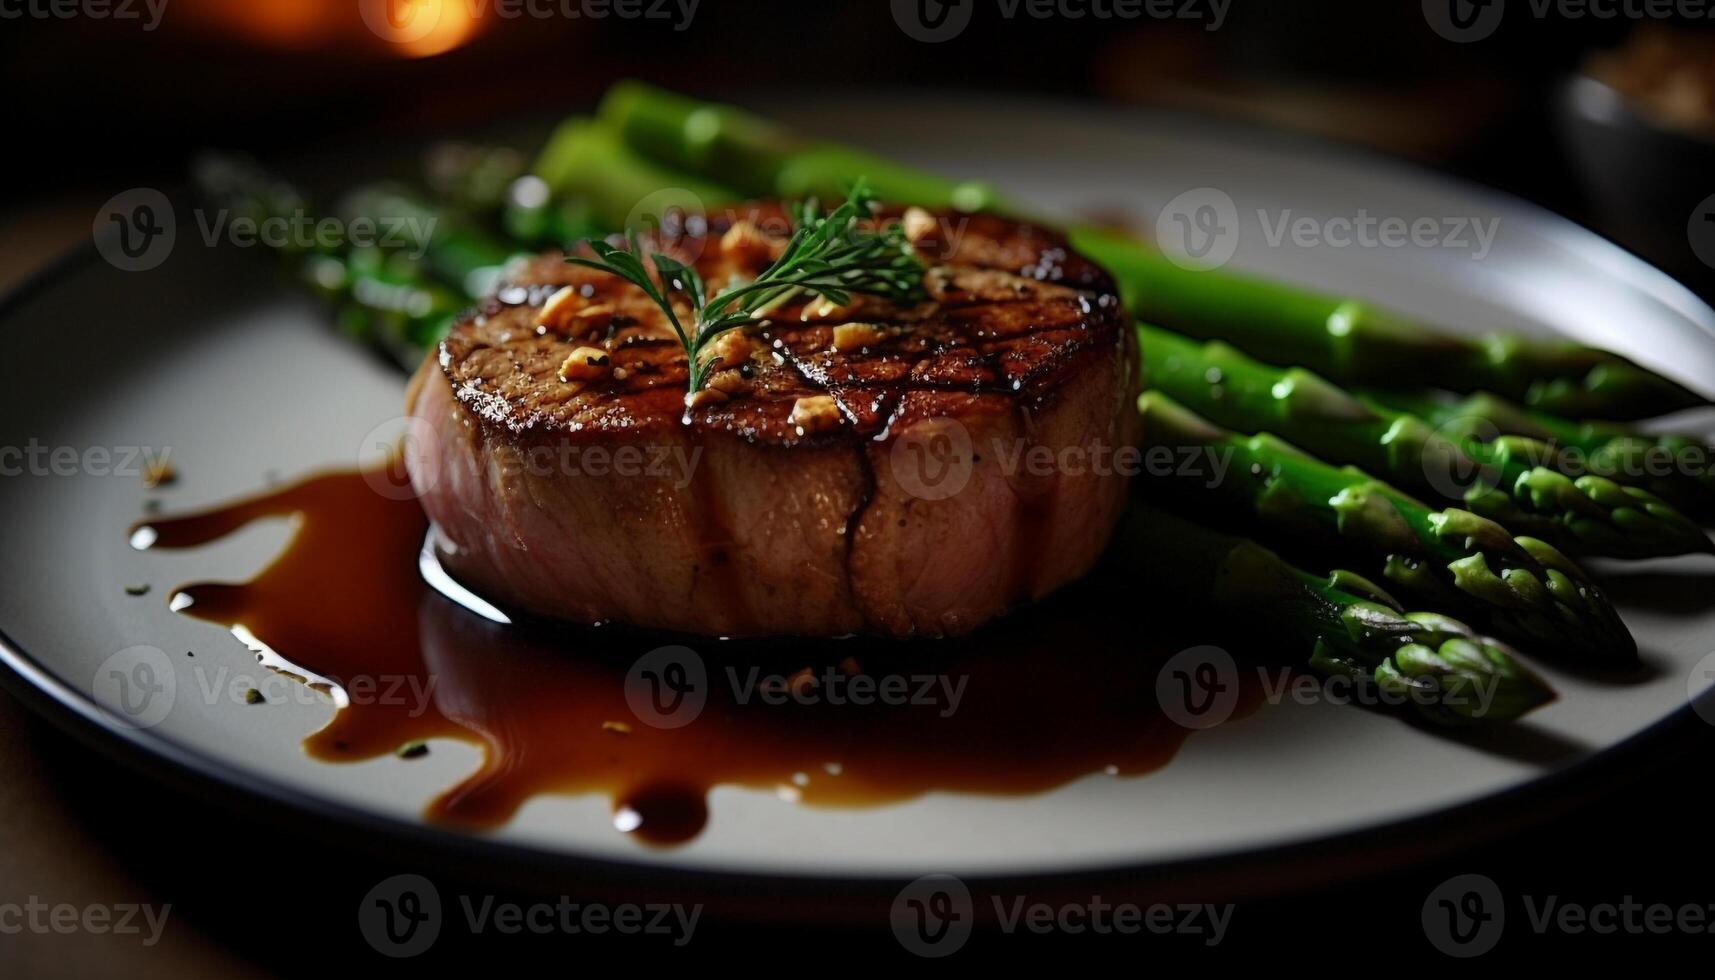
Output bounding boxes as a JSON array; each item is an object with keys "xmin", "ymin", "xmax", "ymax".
[
  {"xmin": 5, "ymin": 0, "xmax": 1715, "ymax": 291},
  {"xmin": 4, "ymin": 1, "xmax": 1715, "ymax": 972}
]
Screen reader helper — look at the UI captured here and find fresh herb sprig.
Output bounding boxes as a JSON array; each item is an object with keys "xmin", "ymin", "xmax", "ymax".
[{"xmin": 566, "ymin": 180, "xmax": 925, "ymax": 398}]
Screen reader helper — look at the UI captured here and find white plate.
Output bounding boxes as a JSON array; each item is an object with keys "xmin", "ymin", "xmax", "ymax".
[{"xmin": 3, "ymin": 97, "xmax": 1714, "ymax": 889}]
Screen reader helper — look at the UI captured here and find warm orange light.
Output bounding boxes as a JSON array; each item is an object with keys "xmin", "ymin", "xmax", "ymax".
[
  {"xmin": 360, "ymin": 0, "xmax": 486, "ymax": 58},
  {"xmin": 176, "ymin": 0, "xmax": 345, "ymax": 48},
  {"xmin": 174, "ymin": 0, "xmax": 487, "ymax": 58}
]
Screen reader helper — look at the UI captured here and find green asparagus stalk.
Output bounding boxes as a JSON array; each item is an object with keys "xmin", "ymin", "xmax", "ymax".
[
  {"xmin": 334, "ymin": 184, "xmax": 527, "ymax": 301},
  {"xmin": 326, "ymin": 245, "xmax": 467, "ymax": 356},
  {"xmin": 1117, "ymin": 504, "xmax": 1555, "ymax": 725},
  {"xmin": 193, "ymin": 156, "xmax": 467, "ymax": 357},
  {"xmin": 1136, "ymin": 392, "xmax": 1634, "ymax": 662},
  {"xmin": 501, "ymin": 176, "xmax": 604, "ymax": 251},
  {"xmin": 593, "ymin": 81, "xmax": 1709, "ymax": 421},
  {"xmin": 423, "ymin": 142, "xmax": 529, "ymax": 215},
  {"xmin": 531, "ymin": 117, "xmax": 738, "ymax": 232},
  {"xmin": 1362, "ymin": 388, "xmax": 1715, "ymax": 519},
  {"xmin": 1071, "ymin": 225, "xmax": 1708, "ymax": 421},
  {"xmin": 596, "ymin": 81, "xmax": 1002, "ymax": 213},
  {"xmin": 418, "ymin": 141, "xmax": 603, "ymax": 251},
  {"xmin": 1138, "ymin": 324, "xmax": 1713, "ymax": 560}
]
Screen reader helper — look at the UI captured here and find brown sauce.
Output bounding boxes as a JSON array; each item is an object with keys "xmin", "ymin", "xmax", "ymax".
[{"xmin": 133, "ymin": 460, "xmax": 1263, "ymax": 846}]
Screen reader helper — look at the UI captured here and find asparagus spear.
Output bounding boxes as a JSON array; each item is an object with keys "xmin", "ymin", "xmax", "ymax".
[
  {"xmin": 1363, "ymin": 388, "xmax": 1715, "ymax": 519},
  {"xmin": 1137, "ymin": 391, "xmax": 1634, "ymax": 662},
  {"xmin": 1117, "ymin": 504, "xmax": 1555, "ymax": 725},
  {"xmin": 501, "ymin": 174, "xmax": 604, "ymax": 251},
  {"xmin": 593, "ymin": 81, "xmax": 1709, "ymax": 421},
  {"xmin": 326, "ymin": 245, "xmax": 467, "ymax": 357},
  {"xmin": 334, "ymin": 184, "xmax": 526, "ymax": 301},
  {"xmin": 1138, "ymin": 324, "xmax": 1713, "ymax": 560},
  {"xmin": 531, "ymin": 116, "xmax": 738, "ymax": 232},
  {"xmin": 596, "ymin": 81, "xmax": 1002, "ymax": 213},
  {"xmin": 423, "ymin": 142, "xmax": 529, "ymax": 215},
  {"xmin": 1072, "ymin": 225, "xmax": 1708, "ymax": 421},
  {"xmin": 418, "ymin": 141, "xmax": 602, "ymax": 251},
  {"xmin": 194, "ymin": 156, "xmax": 467, "ymax": 357}
]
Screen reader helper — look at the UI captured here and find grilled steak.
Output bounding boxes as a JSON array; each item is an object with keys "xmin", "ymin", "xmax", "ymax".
[{"xmin": 405, "ymin": 205, "xmax": 1139, "ymax": 637}]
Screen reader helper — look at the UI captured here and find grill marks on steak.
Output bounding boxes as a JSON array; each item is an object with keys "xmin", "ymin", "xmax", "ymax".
[
  {"xmin": 438, "ymin": 209, "xmax": 1125, "ymax": 445},
  {"xmin": 409, "ymin": 205, "xmax": 1138, "ymax": 637}
]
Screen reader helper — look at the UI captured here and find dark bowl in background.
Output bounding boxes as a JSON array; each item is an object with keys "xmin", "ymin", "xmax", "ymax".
[{"xmin": 1556, "ymin": 74, "xmax": 1715, "ymax": 295}]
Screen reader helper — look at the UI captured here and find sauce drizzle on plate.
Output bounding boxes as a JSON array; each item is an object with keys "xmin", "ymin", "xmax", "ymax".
[{"xmin": 132, "ymin": 461, "xmax": 1261, "ymax": 845}]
